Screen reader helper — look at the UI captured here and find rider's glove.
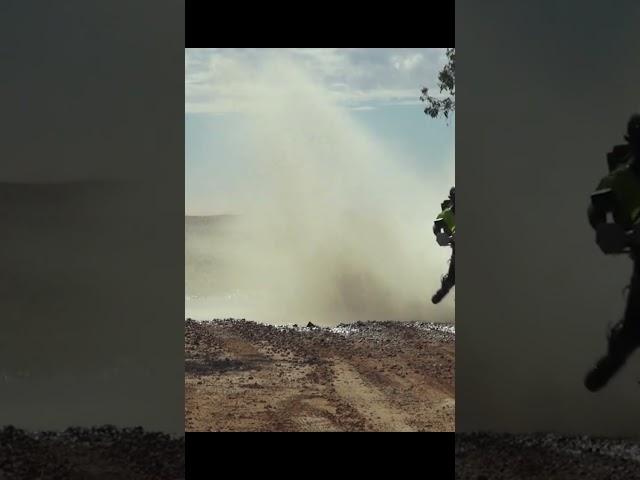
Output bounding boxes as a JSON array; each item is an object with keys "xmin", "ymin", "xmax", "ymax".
[
  {"xmin": 436, "ymin": 231, "xmax": 452, "ymax": 246},
  {"xmin": 595, "ymin": 223, "xmax": 628, "ymax": 254}
]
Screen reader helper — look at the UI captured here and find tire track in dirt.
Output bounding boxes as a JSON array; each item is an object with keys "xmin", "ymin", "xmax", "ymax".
[{"xmin": 330, "ymin": 359, "xmax": 415, "ymax": 431}]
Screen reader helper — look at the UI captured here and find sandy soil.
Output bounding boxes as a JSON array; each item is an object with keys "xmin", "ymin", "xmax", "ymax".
[
  {"xmin": 0, "ymin": 426, "xmax": 184, "ymax": 479},
  {"xmin": 456, "ymin": 433, "xmax": 640, "ymax": 480},
  {"xmin": 185, "ymin": 318, "xmax": 454, "ymax": 432}
]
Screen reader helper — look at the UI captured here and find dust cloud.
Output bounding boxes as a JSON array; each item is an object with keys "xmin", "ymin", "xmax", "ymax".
[{"xmin": 186, "ymin": 54, "xmax": 454, "ymax": 326}]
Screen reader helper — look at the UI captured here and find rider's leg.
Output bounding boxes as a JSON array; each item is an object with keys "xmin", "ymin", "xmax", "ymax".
[
  {"xmin": 432, "ymin": 246, "xmax": 455, "ymax": 304},
  {"xmin": 585, "ymin": 258, "xmax": 640, "ymax": 391}
]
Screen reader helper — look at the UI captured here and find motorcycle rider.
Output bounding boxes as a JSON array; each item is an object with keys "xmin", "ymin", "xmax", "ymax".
[
  {"xmin": 585, "ymin": 114, "xmax": 640, "ymax": 391},
  {"xmin": 432, "ymin": 186, "xmax": 455, "ymax": 304}
]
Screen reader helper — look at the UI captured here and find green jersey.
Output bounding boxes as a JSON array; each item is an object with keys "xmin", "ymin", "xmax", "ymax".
[{"xmin": 596, "ymin": 162, "xmax": 640, "ymax": 227}]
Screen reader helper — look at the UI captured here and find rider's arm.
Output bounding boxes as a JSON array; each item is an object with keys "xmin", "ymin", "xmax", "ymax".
[
  {"xmin": 588, "ymin": 181, "xmax": 616, "ymax": 230},
  {"xmin": 588, "ymin": 202, "xmax": 606, "ymax": 230},
  {"xmin": 589, "ymin": 185, "xmax": 629, "ymax": 253}
]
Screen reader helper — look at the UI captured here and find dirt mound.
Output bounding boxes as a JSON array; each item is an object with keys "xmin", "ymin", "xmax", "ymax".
[
  {"xmin": 0, "ymin": 426, "xmax": 184, "ymax": 479},
  {"xmin": 456, "ymin": 432, "xmax": 640, "ymax": 480}
]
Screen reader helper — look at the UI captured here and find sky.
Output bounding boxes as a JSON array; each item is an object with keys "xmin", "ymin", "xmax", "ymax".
[{"xmin": 185, "ymin": 48, "xmax": 455, "ymax": 215}]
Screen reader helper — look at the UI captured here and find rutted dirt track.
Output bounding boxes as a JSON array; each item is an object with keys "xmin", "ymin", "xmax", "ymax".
[{"xmin": 185, "ymin": 319, "xmax": 454, "ymax": 432}]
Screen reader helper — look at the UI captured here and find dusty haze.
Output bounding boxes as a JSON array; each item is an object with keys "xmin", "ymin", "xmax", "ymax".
[
  {"xmin": 456, "ymin": 0, "xmax": 640, "ymax": 437},
  {"xmin": 186, "ymin": 54, "xmax": 455, "ymax": 326}
]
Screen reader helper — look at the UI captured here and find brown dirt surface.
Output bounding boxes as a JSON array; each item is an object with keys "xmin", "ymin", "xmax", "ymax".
[
  {"xmin": 185, "ymin": 318, "xmax": 454, "ymax": 432},
  {"xmin": 0, "ymin": 426, "xmax": 184, "ymax": 479},
  {"xmin": 456, "ymin": 432, "xmax": 640, "ymax": 480}
]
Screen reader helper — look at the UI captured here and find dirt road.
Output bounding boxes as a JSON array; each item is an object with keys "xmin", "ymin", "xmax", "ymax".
[{"xmin": 185, "ymin": 319, "xmax": 454, "ymax": 432}]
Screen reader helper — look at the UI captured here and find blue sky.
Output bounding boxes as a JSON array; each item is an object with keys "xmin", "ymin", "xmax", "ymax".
[{"xmin": 185, "ymin": 48, "xmax": 454, "ymax": 215}]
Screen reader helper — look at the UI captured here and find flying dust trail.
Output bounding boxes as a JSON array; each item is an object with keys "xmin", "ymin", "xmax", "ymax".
[{"xmin": 186, "ymin": 53, "xmax": 454, "ymax": 325}]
